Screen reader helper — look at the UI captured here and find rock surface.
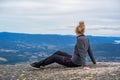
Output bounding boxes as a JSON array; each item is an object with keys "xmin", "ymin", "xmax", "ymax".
[{"xmin": 0, "ymin": 62, "xmax": 120, "ymax": 80}]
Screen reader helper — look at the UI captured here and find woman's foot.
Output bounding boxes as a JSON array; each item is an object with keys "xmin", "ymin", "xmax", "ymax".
[{"xmin": 30, "ymin": 62, "xmax": 40, "ymax": 69}]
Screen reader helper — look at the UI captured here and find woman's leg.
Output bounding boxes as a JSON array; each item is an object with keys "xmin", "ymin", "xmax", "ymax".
[
  {"xmin": 37, "ymin": 51, "xmax": 72, "ymax": 66},
  {"xmin": 54, "ymin": 51, "xmax": 72, "ymax": 58},
  {"xmin": 53, "ymin": 55, "xmax": 79, "ymax": 67},
  {"xmin": 31, "ymin": 53, "xmax": 79, "ymax": 68},
  {"xmin": 30, "ymin": 54, "xmax": 55, "ymax": 68}
]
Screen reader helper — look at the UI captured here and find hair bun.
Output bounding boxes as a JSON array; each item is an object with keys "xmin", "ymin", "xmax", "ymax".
[{"xmin": 79, "ymin": 21, "xmax": 84, "ymax": 25}]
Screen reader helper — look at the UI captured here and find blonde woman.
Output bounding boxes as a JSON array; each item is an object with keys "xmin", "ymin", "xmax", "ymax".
[{"xmin": 31, "ymin": 21, "xmax": 96, "ymax": 70}]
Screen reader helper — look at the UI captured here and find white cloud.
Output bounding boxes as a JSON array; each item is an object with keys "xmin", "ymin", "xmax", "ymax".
[
  {"xmin": 86, "ymin": 25, "xmax": 120, "ymax": 30},
  {"xmin": 88, "ymin": 18, "xmax": 120, "ymax": 23},
  {"xmin": 1, "ymin": 0, "xmax": 119, "ymax": 14},
  {"xmin": 0, "ymin": 1, "xmax": 45, "ymax": 8},
  {"xmin": 0, "ymin": 0, "xmax": 120, "ymax": 36},
  {"xmin": 86, "ymin": 28, "xmax": 120, "ymax": 36},
  {"xmin": 86, "ymin": 24, "xmax": 120, "ymax": 36}
]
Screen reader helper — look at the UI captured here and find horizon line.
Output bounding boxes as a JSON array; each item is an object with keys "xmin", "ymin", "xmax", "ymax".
[{"xmin": 0, "ymin": 31, "xmax": 120, "ymax": 37}]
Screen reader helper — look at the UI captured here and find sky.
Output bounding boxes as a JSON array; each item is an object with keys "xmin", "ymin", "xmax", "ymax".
[{"xmin": 0, "ymin": 0, "xmax": 120, "ymax": 36}]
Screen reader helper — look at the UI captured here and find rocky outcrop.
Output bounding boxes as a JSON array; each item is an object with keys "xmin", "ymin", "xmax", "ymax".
[{"xmin": 0, "ymin": 62, "xmax": 120, "ymax": 80}]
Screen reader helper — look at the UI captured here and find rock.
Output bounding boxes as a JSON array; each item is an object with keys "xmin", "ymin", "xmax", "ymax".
[{"xmin": 0, "ymin": 62, "xmax": 120, "ymax": 80}]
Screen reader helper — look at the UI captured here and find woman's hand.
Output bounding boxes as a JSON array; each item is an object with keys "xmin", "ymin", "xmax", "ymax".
[
  {"xmin": 83, "ymin": 67, "xmax": 90, "ymax": 70},
  {"xmin": 97, "ymin": 62, "xmax": 102, "ymax": 64}
]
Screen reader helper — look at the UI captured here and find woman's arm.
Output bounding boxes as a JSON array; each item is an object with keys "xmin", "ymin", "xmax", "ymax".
[{"xmin": 88, "ymin": 42, "xmax": 96, "ymax": 64}]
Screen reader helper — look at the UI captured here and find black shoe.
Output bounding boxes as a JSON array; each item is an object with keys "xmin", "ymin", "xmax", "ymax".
[{"xmin": 30, "ymin": 62, "xmax": 40, "ymax": 69}]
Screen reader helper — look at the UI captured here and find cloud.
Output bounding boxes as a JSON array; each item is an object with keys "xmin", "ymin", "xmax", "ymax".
[
  {"xmin": 0, "ymin": 1, "xmax": 45, "ymax": 8},
  {"xmin": 1, "ymin": 0, "xmax": 119, "ymax": 14},
  {"xmin": 0, "ymin": 0, "xmax": 120, "ymax": 36},
  {"xmin": 86, "ymin": 29, "xmax": 120, "ymax": 36},
  {"xmin": 86, "ymin": 25, "xmax": 120, "ymax": 30},
  {"xmin": 86, "ymin": 24, "xmax": 120, "ymax": 36}
]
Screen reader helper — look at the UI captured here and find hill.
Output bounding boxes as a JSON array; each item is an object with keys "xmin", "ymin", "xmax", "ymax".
[
  {"xmin": 0, "ymin": 32, "xmax": 120, "ymax": 64},
  {"xmin": 0, "ymin": 32, "xmax": 120, "ymax": 46},
  {"xmin": 0, "ymin": 62, "xmax": 120, "ymax": 80}
]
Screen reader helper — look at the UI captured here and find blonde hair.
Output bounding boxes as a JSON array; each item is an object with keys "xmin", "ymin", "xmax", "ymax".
[{"xmin": 75, "ymin": 21, "xmax": 85, "ymax": 35}]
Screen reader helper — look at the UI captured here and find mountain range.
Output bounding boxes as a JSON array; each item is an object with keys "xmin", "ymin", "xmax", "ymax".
[{"xmin": 0, "ymin": 32, "xmax": 120, "ymax": 64}]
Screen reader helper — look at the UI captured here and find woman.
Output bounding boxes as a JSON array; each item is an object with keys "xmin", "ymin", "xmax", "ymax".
[{"xmin": 30, "ymin": 21, "xmax": 96, "ymax": 70}]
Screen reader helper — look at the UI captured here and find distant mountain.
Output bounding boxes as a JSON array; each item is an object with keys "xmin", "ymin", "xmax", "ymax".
[
  {"xmin": 0, "ymin": 32, "xmax": 120, "ymax": 64},
  {"xmin": 0, "ymin": 32, "xmax": 120, "ymax": 46},
  {"xmin": 0, "ymin": 32, "xmax": 75, "ymax": 47}
]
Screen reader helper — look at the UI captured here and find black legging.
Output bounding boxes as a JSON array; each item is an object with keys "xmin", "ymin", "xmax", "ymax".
[{"xmin": 37, "ymin": 51, "xmax": 80, "ymax": 67}]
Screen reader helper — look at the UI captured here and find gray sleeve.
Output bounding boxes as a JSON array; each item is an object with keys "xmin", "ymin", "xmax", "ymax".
[
  {"xmin": 88, "ymin": 40, "xmax": 96, "ymax": 64},
  {"xmin": 76, "ymin": 38, "xmax": 86, "ymax": 67}
]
